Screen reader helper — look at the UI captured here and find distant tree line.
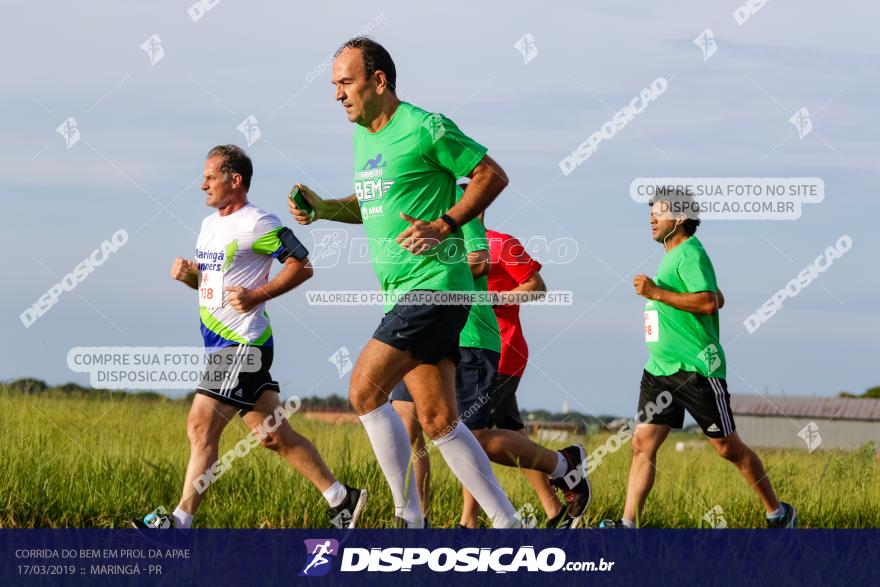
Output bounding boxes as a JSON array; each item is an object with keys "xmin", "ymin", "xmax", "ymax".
[
  {"xmin": 2, "ymin": 378, "xmax": 616, "ymax": 421},
  {"xmin": 3, "ymin": 378, "xmax": 170, "ymax": 401},
  {"xmin": 9, "ymin": 378, "xmax": 875, "ymax": 421},
  {"xmin": 517, "ymin": 408, "xmax": 619, "ymax": 427},
  {"xmin": 839, "ymin": 386, "xmax": 880, "ymax": 399}
]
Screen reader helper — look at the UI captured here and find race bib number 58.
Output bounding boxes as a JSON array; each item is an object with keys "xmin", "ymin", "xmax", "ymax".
[
  {"xmin": 199, "ymin": 270, "xmax": 223, "ymax": 309},
  {"xmin": 644, "ymin": 310, "xmax": 659, "ymax": 342}
]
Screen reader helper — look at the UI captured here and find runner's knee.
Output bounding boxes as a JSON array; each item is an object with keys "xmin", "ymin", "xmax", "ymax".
[
  {"xmin": 260, "ymin": 430, "xmax": 282, "ymax": 452},
  {"xmin": 631, "ymin": 428, "xmax": 661, "ymax": 459},
  {"xmin": 419, "ymin": 410, "xmax": 457, "ymax": 440},
  {"xmin": 712, "ymin": 438, "xmax": 742, "ymax": 462},
  {"xmin": 186, "ymin": 415, "xmax": 222, "ymax": 450},
  {"xmin": 348, "ymin": 374, "xmax": 385, "ymax": 414}
]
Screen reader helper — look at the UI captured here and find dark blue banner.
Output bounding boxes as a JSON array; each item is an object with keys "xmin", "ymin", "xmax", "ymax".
[{"xmin": 2, "ymin": 529, "xmax": 877, "ymax": 586}]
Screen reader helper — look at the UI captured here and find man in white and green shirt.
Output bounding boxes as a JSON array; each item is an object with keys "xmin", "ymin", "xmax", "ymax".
[{"xmin": 133, "ymin": 145, "xmax": 368, "ymax": 530}]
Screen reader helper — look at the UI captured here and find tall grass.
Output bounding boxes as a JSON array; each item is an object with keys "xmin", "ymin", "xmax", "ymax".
[{"xmin": 1, "ymin": 391, "xmax": 877, "ymax": 528}]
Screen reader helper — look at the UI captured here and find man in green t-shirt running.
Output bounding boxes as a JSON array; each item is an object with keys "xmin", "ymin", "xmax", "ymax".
[
  {"xmin": 287, "ymin": 37, "xmax": 543, "ymax": 528},
  {"xmin": 600, "ymin": 190, "xmax": 796, "ymax": 529}
]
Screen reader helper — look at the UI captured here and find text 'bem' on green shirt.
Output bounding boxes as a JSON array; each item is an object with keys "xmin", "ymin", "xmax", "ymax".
[
  {"xmin": 644, "ymin": 236, "xmax": 726, "ymax": 378},
  {"xmin": 458, "ymin": 207, "xmax": 501, "ymax": 353},
  {"xmin": 352, "ymin": 102, "xmax": 487, "ymax": 309}
]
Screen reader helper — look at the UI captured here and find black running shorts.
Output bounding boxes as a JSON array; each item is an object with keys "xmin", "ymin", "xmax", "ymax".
[
  {"xmin": 196, "ymin": 345, "xmax": 279, "ymax": 414},
  {"xmin": 372, "ymin": 290, "xmax": 470, "ymax": 365},
  {"xmin": 637, "ymin": 369, "xmax": 735, "ymax": 438},
  {"xmin": 488, "ymin": 374, "xmax": 525, "ymax": 431}
]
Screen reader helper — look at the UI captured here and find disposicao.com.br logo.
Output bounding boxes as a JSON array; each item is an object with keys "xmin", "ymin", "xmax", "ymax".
[{"xmin": 301, "ymin": 544, "xmax": 614, "ymax": 574}]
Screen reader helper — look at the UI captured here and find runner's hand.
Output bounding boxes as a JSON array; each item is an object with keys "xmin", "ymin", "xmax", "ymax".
[
  {"xmin": 225, "ymin": 286, "xmax": 260, "ymax": 313},
  {"xmin": 170, "ymin": 257, "xmax": 196, "ymax": 282},
  {"xmin": 633, "ymin": 274, "xmax": 659, "ymax": 299},
  {"xmin": 287, "ymin": 183, "xmax": 322, "ymax": 225},
  {"xmin": 396, "ymin": 213, "xmax": 449, "ymax": 255}
]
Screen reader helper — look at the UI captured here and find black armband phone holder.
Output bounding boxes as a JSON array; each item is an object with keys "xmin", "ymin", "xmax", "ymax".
[{"xmin": 276, "ymin": 227, "xmax": 309, "ymax": 263}]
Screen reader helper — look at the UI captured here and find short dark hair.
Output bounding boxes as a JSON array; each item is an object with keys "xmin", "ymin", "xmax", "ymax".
[
  {"xmin": 335, "ymin": 36, "xmax": 396, "ymax": 92},
  {"xmin": 649, "ymin": 186, "xmax": 701, "ymax": 236},
  {"xmin": 206, "ymin": 145, "xmax": 253, "ymax": 190}
]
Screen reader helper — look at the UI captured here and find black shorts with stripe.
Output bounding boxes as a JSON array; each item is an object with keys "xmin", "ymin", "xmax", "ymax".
[
  {"xmin": 195, "ymin": 344, "xmax": 279, "ymax": 415},
  {"xmin": 637, "ymin": 369, "xmax": 735, "ymax": 438}
]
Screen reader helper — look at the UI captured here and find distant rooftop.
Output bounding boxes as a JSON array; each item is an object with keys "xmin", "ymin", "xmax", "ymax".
[{"xmin": 730, "ymin": 395, "xmax": 880, "ymax": 422}]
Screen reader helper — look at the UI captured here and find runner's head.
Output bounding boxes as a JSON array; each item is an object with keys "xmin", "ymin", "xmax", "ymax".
[
  {"xmin": 648, "ymin": 186, "xmax": 700, "ymax": 244},
  {"xmin": 332, "ymin": 37, "xmax": 397, "ymax": 126},
  {"xmin": 203, "ymin": 145, "xmax": 252, "ymax": 209}
]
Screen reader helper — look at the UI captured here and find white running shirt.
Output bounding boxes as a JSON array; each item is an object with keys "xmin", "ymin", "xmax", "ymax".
[{"xmin": 195, "ymin": 203, "xmax": 286, "ymax": 349}]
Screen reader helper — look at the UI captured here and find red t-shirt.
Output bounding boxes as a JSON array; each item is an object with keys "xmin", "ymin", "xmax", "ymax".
[{"xmin": 486, "ymin": 229, "xmax": 542, "ymax": 377}]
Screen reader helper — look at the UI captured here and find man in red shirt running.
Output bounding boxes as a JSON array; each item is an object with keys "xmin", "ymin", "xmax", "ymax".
[{"xmin": 461, "ymin": 223, "xmax": 568, "ymax": 526}]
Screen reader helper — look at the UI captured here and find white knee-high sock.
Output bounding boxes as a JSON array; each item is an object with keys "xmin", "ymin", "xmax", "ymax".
[
  {"xmin": 433, "ymin": 422, "xmax": 520, "ymax": 528},
  {"xmin": 359, "ymin": 403, "xmax": 423, "ymax": 527}
]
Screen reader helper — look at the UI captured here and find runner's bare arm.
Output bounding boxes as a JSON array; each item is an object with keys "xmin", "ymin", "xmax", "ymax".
[
  {"xmin": 396, "ymin": 155, "xmax": 508, "ymax": 255},
  {"xmin": 467, "ymin": 249, "xmax": 490, "ymax": 278},
  {"xmin": 288, "ymin": 183, "xmax": 362, "ymax": 225},
  {"xmin": 498, "ymin": 271, "xmax": 547, "ymax": 305},
  {"xmin": 318, "ymin": 194, "xmax": 362, "ymax": 224},
  {"xmin": 445, "ymin": 155, "xmax": 508, "ymax": 229},
  {"xmin": 225, "ymin": 257, "xmax": 313, "ymax": 314},
  {"xmin": 170, "ymin": 257, "xmax": 198, "ymax": 290},
  {"xmin": 634, "ymin": 274, "xmax": 720, "ymax": 315}
]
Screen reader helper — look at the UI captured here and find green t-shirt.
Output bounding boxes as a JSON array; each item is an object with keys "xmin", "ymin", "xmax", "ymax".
[
  {"xmin": 352, "ymin": 102, "xmax": 487, "ymax": 309},
  {"xmin": 644, "ymin": 236, "xmax": 726, "ymax": 378},
  {"xmin": 458, "ymin": 213, "xmax": 501, "ymax": 352}
]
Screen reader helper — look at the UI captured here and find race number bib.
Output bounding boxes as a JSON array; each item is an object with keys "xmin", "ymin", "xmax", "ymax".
[
  {"xmin": 644, "ymin": 310, "xmax": 659, "ymax": 342},
  {"xmin": 199, "ymin": 269, "xmax": 223, "ymax": 310}
]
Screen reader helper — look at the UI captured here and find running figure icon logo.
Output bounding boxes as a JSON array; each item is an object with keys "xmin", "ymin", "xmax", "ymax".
[
  {"xmin": 56, "ymin": 117, "xmax": 80, "ymax": 149},
  {"xmin": 300, "ymin": 539, "xmax": 340, "ymax": 577},
  {"xmin": 693, "ymin": 29, "xmax": 717, "ymax": 61},
  {"xmin": 310, "ymin": 229, "xmax": 348, "ymax": 269},
  {"xmin": 140, "ymin": 34, "xmax": 165, "ymax": 66},
  {"xmin": 698, "ymin": 344, "xmax": 722, "ymax": 375},
  {"xmin": 362, "ymin": 153, "xmax": 386, "ymax": 170},
  {"xmin": 797, "ymin": 421, "xmax": 822, "ymax": 452},
  {"xmin": 237, "ymin": 115, "xmax": 261, "ymax": 146},
  {"xmin": 328, "ymin": 347, "xmax": 353, "ymax": 378},
  {"xmin": 513, "ymin": 33, "xmax": 538, "ymax": 65},
  {"xmin": 703, "ymin": 505, "xmax": 727, "ymax": 528},
  {"xmin": 789, "ymin": 108, "xmax": 813, "ymax": 139},
  {"xmin": 422, "ymin": 114, "xmax": 446, "ymax": 142}
]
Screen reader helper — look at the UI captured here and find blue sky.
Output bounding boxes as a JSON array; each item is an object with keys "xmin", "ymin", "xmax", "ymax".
[{"xmin": 2, "ymin": 1, "xmax": 878, "ymax": 417}]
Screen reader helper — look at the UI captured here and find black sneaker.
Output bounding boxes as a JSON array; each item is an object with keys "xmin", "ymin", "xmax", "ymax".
[
  {"xmin": 550, "ymin": 445, "xmax": 592, "ymax": 526},
  {"xmin": 595, "ymin": 519, "xmax": 629, "ymax": 529},
  {"xmin": 328, "ymin": 486, "xmax": 369, "ymax": 529},
  {"xmin": 547, "ymin": 509, "xmax": 575, "ymax": 529},
  {"xmin": 129, "ymin": 511, "xmax": 175, "ymax": 529},
  {"xmin": 766, "ymin": 502, "xmax": 798, "ymax": 528}
]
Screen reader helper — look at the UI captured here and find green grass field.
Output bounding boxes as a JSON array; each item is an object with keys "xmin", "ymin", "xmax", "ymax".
[{"xmin": 2, "ymin": 390, "xmax": 878, "ymax": 529}]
